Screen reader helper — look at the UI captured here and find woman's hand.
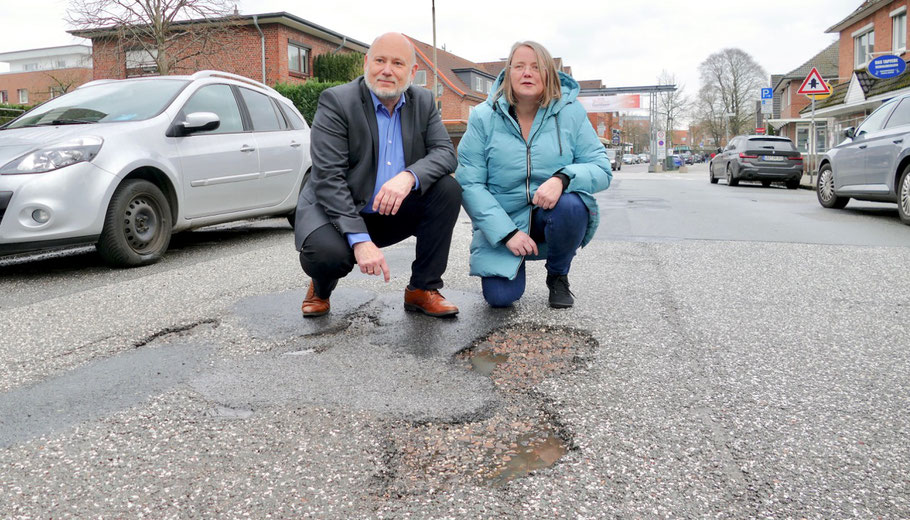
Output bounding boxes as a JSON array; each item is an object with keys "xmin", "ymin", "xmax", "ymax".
[
  {"xmin": 505, "ymin": 231, "xmax": 538, "ymax": 257},
  {"xmin": 532, "ymin": 177, "xmax": 564, "ymax": 210}
]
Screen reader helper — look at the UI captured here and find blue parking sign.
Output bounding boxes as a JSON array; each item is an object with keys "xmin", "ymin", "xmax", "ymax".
[{"xmin": 761, "ymin": 88, "xmax": 773, "ymax": 100}]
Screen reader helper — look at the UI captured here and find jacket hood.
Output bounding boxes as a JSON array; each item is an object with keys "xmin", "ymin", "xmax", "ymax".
[{"xmin": 487, "ymin": 69, "xmax": 579, "ymax": 114}]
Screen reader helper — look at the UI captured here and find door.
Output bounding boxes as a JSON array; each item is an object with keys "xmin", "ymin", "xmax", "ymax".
[
  {"xmin": 172, "ymin": 84, "xmax": 262, "ymax": 219},
  {"xmin": 837, "ymin": 100, "xmax": 897, "ymax": 190},
  {"xmin": 237, "ymin": 88, "xmax": 304, "ymax": 207}
]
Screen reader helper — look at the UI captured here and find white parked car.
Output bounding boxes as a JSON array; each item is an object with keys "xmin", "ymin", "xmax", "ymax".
[{"xmin": 0, "ymin": 71, "xmax": 311, "ymax": 266}]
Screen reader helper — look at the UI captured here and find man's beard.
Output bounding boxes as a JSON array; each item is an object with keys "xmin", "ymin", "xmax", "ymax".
[{"xmin": 365, "ymin": 73, "xmax": 411, "ymax": 101}]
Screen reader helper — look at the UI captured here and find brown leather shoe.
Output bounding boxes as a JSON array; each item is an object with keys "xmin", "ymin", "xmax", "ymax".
[
  {"xmin": 301, "ymin": 280, "xmax": 330, "ymax": 317},
  {"xmin": 404, "ymin": 287, "xmax": 459, "ymax": 317}
]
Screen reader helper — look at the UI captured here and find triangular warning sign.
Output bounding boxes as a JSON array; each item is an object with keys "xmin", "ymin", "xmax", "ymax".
[{"xmin": 797, "ymin": 67, "xmax": 831, "ymax": 95}]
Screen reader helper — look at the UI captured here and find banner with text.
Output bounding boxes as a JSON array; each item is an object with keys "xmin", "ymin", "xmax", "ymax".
[{"xmin": 579, "ymin": 95, "xmax": 641, "ymax": 113}]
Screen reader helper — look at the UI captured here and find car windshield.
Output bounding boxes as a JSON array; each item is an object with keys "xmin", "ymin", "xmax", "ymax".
[
  {"xmin": 746, "ymin": 138, "xmax": 795, "ymax": 151},
  {"xmin": 4, "ymin": 79, "xmax": 189, "ymax": 129}
]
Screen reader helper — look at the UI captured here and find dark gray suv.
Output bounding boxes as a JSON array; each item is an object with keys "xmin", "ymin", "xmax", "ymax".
[
  {"xmin": 817, "ymin": 94, "xmax": 910, "ymax": 225},
  {"xmin": 710, "ymin": 135, "xmax": 804, "ymax": 188}
]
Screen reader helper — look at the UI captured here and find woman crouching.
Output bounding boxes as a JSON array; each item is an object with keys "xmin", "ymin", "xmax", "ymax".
[{"xmin": 456, "ymin": 41, "xmax": 612, "ymax": 308}]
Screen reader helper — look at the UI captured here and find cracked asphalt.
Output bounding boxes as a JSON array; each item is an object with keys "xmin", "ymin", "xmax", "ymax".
[{"xmin": 2, "ymin": 164, "xmax": 910, "ymax": 518}]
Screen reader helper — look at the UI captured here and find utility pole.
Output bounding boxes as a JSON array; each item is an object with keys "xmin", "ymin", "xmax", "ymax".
[{"xmin": 432, "ymin": 0, "xmax": 439, "ymax": 111}]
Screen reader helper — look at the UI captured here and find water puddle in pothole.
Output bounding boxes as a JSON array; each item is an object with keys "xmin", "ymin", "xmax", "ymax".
[
  {"xmin": 469, "ymin": 350, "xmax": 509, "ymax": 376},
  {"xmin": 485, "ymin": 426, "xmax": 568, "ymax": 486},
  {"xmin": 375, "ymin": 325, "xmax": 595, "ymax": 495}
]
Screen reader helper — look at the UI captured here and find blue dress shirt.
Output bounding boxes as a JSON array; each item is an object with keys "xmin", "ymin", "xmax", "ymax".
[{"xmin": 346, "ymin": 91, "xmax": 420, "ymax": 247}]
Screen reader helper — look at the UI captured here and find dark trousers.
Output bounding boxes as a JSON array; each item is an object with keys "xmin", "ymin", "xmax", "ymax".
[
  {"xmin": 299, "ymin": 175, "xmax": 461, "ymax": 299},
  {"xmin": 481, "ymin": 192, "xmax": 588, "ymax": 307}
]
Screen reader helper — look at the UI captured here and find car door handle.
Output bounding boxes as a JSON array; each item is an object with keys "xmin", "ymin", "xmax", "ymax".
[
  {"xmin": 290, "ymin": 142, "xmax": 302, "ymax": 148},
  {"xmin": 894, "ymin": 139, "xmax": 904, "ymax": 144},
  {"xmin": 240, "ymin": 145, "xmax": 256, "ymax": 153},
  {"xmin": 858, "ymin": 145, "xmax": 867, "ymax": 149}
]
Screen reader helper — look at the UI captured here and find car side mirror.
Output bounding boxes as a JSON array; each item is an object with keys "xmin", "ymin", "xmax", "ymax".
[
  {"xmin": 182, "ymin": 112, "xmax": 221, "ymax": 134},
  {"xmin": 842, "ymin": 126, "xmax": 855, "ymax": 139}
]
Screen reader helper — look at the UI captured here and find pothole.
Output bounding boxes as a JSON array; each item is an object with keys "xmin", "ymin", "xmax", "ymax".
[{"xmin": 375, "ymin": 324, "xmax": 596, "ymax": 495}]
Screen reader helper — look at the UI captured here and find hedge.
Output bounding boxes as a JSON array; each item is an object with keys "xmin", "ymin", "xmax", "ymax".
[
  {"xmin": 314, "ymin": 52, "xmax": 364, "ymax": 83},
  {"xmin": 274, "ymin": 81, "xmax": 344, "ymax": 125},
  {"xmin": 0, "ymin": 104, "xmax": 28, "ymax": 126}
]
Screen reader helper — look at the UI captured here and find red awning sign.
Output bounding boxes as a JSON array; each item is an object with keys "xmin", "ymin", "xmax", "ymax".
[{"xmin": 797, "ymin": 67, "xmax": 831, "ymax": 95}]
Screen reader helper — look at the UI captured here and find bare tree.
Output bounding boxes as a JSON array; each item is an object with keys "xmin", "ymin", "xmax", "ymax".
[
  {"xmin": 697, "ymin": 48, "xmax": 767, "ymax": 138},
  {"xmin": 655, "ymin": 70, "xmax": 688, "ymax": 148},
  {"xmin": 67, "ymin": 0, "xmax": 238, "ymax": 76},
  {"xmin": 693, "ymin": 84, "xmax": 726, "ymax": 149}
]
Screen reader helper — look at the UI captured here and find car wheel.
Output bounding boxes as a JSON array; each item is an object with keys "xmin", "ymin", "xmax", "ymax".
[
  {"xmin": 97, "ymin": 179, "xmax": 172, "ymax": 267},
  {"xmin": 709, "ymin": 167, "xmax": 718, "ymax": 184},
  {"xmin": 816, "ymin": 164, "xmax": 849, "ymax": 209},
  {"xmin": 785, "ymin": 179, "xmax": 800, "ymax": 190},
  {"xmin": 726, "ymin": 165, "xmax": 739, "ymax": 186},
  {"xmin": 761, "ymin": 180, "xmax": 772, "ymax": 187},
  {"xmin": 898, "ymin": 165, "xmax": 910, "ymax": 225}
]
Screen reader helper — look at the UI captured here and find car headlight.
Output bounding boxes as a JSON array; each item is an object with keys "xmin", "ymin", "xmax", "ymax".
[{"xmin": 0, "ymin": 136, "xmax": 103, "ymax": 175}]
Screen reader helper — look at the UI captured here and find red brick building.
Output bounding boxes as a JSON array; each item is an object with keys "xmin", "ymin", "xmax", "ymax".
[
  {"xmin": 802, "ymin": 1, "xmax": 910, "ymax": 151},
  {"xmin": 405, "ymin": 36, "xmax": 490, "ymax": 144},
  {"xmin": 0, "ymin": 45, "xmax": 93, "ymax": 106},
  {"xmin": 69, "ymin": 12, "xmax": 368, "ymax": 85},
  {"xmin": 769, "ymin": 41, "xmax": 839, "ymax": 153}
]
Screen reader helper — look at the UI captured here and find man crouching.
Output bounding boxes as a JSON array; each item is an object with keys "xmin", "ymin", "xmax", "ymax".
[{"xmin": 294, "ymin": 32, "xmax": 461, "ymax": 318}]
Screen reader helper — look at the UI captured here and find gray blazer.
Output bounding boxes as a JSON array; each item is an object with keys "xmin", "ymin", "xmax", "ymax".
[{"xmin": 294, "ymin": 76, "xmax": 457, "ymax": 250}]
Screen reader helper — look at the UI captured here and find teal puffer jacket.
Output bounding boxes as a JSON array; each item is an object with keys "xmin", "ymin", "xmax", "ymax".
[{"xmin": 455, "ymin": 70, "xmax": 612, "ymax": 279}]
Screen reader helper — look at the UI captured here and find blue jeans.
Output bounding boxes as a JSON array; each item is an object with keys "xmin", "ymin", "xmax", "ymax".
[{"xmin": 481, "ymin": 193, "xmax": 588, "ymax": 307}]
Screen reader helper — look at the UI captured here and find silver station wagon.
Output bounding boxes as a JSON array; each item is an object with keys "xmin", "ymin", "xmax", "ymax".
[
  {"xmin": 817, "ymin": 93, "xmax": 910, "ymax": 225},
  {"xmin": 0, "ymin": 71, "xmax": 311, "ymax": 266}
]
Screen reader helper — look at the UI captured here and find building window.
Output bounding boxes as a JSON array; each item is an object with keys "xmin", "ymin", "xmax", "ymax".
[
  {"xmin": 854, "ymin": 29, "xmax": 874, "ymax": 68},
  {"xmin": 815, "ymin": 124, "xmax": 828, "ymax": 153},
  {"xmin": 415, "ymin": 70, "xmax": 427, "ymax": 86},
  {"xmin": 126, "ymin": 48, "xmax": 158, "ymax": 77},
  {"xmin": 796, "ymin": 126, "xmax": 809, "ymax": 153},
  {"xmin": 55, "ymin": 59, "xmax": 67, "ymax": 69},
  {"xmin": 288, "ymin": 42, "xmax": 310, "ymax": 75},
  {"xmin": 18, "ymin": 89, "xmax": 28, "ymax": 104},
  {"xmin": 472, "ymin": 75, "xmax": 482, "ymax": 93},
  {"xmin": 0, "ymin": 90, "xmax": 7, "ymax": 104},
  {"xmin": 894, "ymin": 11, "xmax": 907, "ymax": 53}
]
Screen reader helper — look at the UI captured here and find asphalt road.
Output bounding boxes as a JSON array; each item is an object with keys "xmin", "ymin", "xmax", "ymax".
[{"xmin": 2, "ymin": 163, "xmax": 909, "ymax": 518}]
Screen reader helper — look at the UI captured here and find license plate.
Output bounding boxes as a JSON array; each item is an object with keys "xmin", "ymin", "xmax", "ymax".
[{"xmin": 763, "ymin": 155, "xmax": 785, "ymax": 161}]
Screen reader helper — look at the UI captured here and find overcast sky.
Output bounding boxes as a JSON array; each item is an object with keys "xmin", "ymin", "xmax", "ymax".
[{"xmin": 2, "ymin": 0, "xmax": 861, "ymax": 105}]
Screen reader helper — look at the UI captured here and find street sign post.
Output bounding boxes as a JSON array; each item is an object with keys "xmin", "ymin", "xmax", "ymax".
[
  {"xmin": 797, "ymin": 67, "xmax": 830, "ymax": 184},
  {"xmin": 797, "ymin": 67, "xmax": 831, "ymax": 96}
]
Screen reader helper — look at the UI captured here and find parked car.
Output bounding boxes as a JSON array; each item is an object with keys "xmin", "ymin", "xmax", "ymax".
[
  {"xmin": 709, "ymin": 135, "xmax": 802, "ymax": 188},
  {"xmin": 622, "ymin": 154, "xmax": 637, "ymax": 165},
  {"xmin": 0, "ymin": 70, "xmax": 312, "ymax": 266},
  {"xmin": 817, "ymin": 93, "xmax": 910, "ymax": 225},
  {"xmin": 638, "ymin": 153, "xmax": 649, "ymax": 163},
  {"xmin": 670, "ymin": 154, "xmax": 682, "ymax": 167},
  {"xmin": 604, "ymin": 148, "xmax": 621, "ymax": 171}
]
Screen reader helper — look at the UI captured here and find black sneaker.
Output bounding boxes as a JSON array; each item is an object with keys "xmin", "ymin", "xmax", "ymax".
[{"xmin": 546, "ymin": 273, "xmax": 575, "ymax": 308}]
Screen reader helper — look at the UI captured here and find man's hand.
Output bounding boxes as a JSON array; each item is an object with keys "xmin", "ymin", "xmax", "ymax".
[
  {"xmin": 353, "ymin": 241, "xmax": 390, "ymax": 282},
  {"xmin": 505, "ymin": 231, "xmax": 538, "ymax": 257},
  {"xmin": 532, "ymin": 177, "xmax": 564, "ymax": 210},
  {"xmin": 373, "ymin": 171, "xmax": 416, "ymax": 215}
]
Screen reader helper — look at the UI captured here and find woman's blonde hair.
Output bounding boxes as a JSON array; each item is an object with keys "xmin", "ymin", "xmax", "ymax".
[{"xmin": 498, "ymin": 41, "xmax": 563, "ymax": 107}]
